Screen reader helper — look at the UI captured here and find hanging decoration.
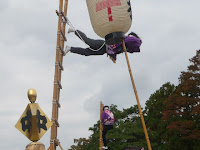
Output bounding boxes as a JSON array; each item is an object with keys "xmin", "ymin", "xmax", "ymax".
[{"xmin": 86, "ymin": 0, "xmax": 132, "ymax": 45}]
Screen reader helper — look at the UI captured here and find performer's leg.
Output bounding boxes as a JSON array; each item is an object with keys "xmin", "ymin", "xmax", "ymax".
[
  {"xmin": 75, "ymin": 30, "xmax": 105, "ymax": 49},
  {"xmin": 107, "ymin": 125, "xmax": 113, "ymax": 131},
  {"xmin": 102, "ymin": 126, "xmax": 108, "ymax": 147},
  {"xmin": 71, "ymin": 47, "xmax": 106, "ymax": 56}
]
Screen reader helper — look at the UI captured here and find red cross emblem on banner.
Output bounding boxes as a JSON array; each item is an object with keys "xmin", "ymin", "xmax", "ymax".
[{"xmin": 96, "ymin": 0, "xmax": 122, "ymax": 22}]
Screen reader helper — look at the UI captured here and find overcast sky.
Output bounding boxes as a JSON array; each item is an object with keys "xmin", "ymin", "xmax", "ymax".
[{"xmin": 0, "ymin": 0, "xmax": 200, "ymax": 150}]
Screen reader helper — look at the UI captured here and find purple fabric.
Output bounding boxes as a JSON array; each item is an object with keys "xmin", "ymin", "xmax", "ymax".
[
  {"xmin": 106, "ymin": 36, "xmax": 142, "ymax": 60},
  {"xmin": 101, "ymin": 110, "xmax": 115, "ymax": 125}
]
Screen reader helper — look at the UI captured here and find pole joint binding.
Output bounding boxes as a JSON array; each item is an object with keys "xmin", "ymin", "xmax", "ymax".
[
  {"xmin": 57, "ymin": 30, "xmax": 61, "ymax": 35},
  {"xmin": 51, "ymin": 118, "xmax": 60, "ymax": 127},
  {"xmin": 52, "ymin": 99, "xmax": 61, "ymax": 108},
  {"xmin": 56, "ymin": 45, "xmax": 60, "ymax": 50},
  {"xmin": 57, "ymin": 81, "xmax": 62, "ymax": 89},
  {"xmin": 54, "ymin": 81, "xmax": 62, "ymax": 89},
  {"xmin": 50, "ymin": 140, "xmax": 55, "ymax": 144},
  {"xmin": 50, "ymin": 139, "xmax": 60, "ymax": 147}
]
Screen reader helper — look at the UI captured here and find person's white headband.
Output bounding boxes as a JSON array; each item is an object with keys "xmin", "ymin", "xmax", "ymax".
[{"xmin": 104, "ymin": 107, "xmax": 109, "ymax": 110}]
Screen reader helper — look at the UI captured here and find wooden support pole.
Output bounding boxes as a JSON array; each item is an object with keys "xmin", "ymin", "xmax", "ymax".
[
  {"xmin": 122, "ymin": 40, "xmax": 152, "ymax": 150},
  {"xmin": 50, "ymin": 0, "xmax": 68, "ymax": 150},
  {"xmin": 100, "ymin": 101, "xmax": 104, "ymax": 149}
]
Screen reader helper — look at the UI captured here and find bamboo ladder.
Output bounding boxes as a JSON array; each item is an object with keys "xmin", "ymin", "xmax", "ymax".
[{"xmin": 49, "ymin": 0, "xmax": 69, "ymax": 150}]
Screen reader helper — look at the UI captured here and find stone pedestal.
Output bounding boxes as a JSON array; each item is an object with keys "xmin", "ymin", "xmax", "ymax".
[{"xmin": 26, "ymin": 142, "xmax": 45, "ymax": 150}]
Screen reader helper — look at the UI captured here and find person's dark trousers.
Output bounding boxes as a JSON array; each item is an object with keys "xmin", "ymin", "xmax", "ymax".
[
  {"xmin": 75, "ymin": 30, "xmax": 105, "ymax": 49},
  {"xmin": 70, "ymin": 47, "xmax": 106, "ymax": 56},
  {"xmin": 102, "ymin": 125, "xmax": 113, "ymax": 147},
  {"xmin": 70, "ymin": 30, "xmax": 107, "ymax": 56}
]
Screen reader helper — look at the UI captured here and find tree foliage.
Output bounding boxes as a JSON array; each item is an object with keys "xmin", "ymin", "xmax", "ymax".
[
  {"xmin": 69, "ymin": 138, "xmax": 90, "ymax": 150},
  {"xmin": 144, "ymin": 82, "xmax": 176, "ymax": 149},
  {"xmin": 162, "ymin": 50, "xmax": 200, "ymax": 149}
]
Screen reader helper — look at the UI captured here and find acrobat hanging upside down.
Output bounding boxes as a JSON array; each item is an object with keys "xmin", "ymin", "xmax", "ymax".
[{"xmin": 64, "ymin": 26, "xmax": 142, "ymax": 63}]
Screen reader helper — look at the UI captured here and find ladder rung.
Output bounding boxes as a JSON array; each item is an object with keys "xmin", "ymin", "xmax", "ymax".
[
  {"xmin": 60, "ymin": 30, "xmax": 67, "ymax": 41},
  {"xmin": 57, "ymin": 101, "xmax": 61, "ymax": 108},
  {"xmin": 57, "ymin": 46, "xmax": 65, "ymax": 55},
  {"xmin": 55, "ymin": 62, "xmax": 64, "ymax": 71},
  {"xmin": 56, "ymin": 10, "xmax": 59, "ymax": 16},
  {"xmin": 54, "ymin": 81, "xmax": 62, "ymax": 89},
  {"xmin": 60, "ymin": 11, "xmax": 65, "ymax": 17},
  {"xmin": 55, "ymin": 119, "xmax": 60, "ymax": 127},
  {"xmin": 58, "ymin": 46, "xmax": 62, "ymax": 51},
  {"xmin": 57, "ymin": 81, "xmax": 62, "ymax": 89},
  {"xmin": 62, "ymin": 19, "xmax": 67, "ymax": 23},
  {"xmin": 56, "ymin": 11, "xmax": 68, "ymax": 26},
  {"xmin": 61, "ymin": 12, "xmax": 67, "ymax": 21},
  {"xmin": 58, "ymin": 61, "xmax": 64, "ymax": 71}
]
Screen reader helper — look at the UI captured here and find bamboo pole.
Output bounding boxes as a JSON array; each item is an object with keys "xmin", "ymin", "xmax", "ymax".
[
  {"xmin": 100, "ymin": 102, "xmax": 104, "ymax": 149},
  {"xmin": 50, "ymin": 0, "xmax": 68, "ymax": 150},
  {"xmin": 122, "ymin": 40, "xmax": 152, "ymax": 150}
]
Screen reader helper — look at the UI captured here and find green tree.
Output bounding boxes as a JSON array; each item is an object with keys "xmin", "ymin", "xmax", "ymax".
[
  {"xmin": 144, "ymin": 82, "xmax": 176, "ymax": 150},
  {"xmin": 69, "ymin": 138, "xmax": 90, "ymax": 150},
  {"xmin": 162, "ymin": 50, "xmax": 200, "ymax": 149}
]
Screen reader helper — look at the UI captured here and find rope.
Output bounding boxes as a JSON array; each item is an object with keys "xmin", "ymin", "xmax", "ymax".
[{"xmin": 66, "ymin": 17, "xmax": 105, "ymax": 51}]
